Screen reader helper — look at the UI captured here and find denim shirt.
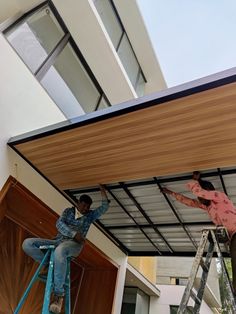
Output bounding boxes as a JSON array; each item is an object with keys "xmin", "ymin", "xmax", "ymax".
[{"xmin": 55, "ymin": 199, "xmax": 109, "ymax": 240}]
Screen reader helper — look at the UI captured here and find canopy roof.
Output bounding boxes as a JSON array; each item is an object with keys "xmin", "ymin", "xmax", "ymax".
[{"xmin": 8, "ymin": 67, "xmax": 236, "ymax": 256}]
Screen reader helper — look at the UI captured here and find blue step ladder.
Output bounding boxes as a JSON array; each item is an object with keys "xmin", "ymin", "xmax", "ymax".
[{"xmin": 14, "ymin": 245, "xmax": 71, "ymax": 314}]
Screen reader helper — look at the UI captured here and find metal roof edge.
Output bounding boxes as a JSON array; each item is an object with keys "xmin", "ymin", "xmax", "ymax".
[{"xmin": 8, "ymin": 66, "xmax": 236, "ymax": 146}]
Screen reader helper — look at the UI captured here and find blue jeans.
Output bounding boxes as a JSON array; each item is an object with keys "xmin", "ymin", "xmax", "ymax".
[{"xmin": 22, "ymin": 238, "xmax": 83, "ymax": 296}]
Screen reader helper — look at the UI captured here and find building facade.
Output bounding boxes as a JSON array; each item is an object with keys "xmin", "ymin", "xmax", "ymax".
[{"xmin": 0, "ymin": 1, "xmax": 222, "ymax": 313}]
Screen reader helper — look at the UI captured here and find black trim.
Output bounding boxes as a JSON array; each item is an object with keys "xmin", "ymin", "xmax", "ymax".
[
  {"xmin": 106, "ymin": 221, "xmax": 213, "ymax": 230},
  {"xmin": 116, "ymin": 30, "xmax": 125, "ymax": 51},
  {"xmin": 8, "ymin": 66, "xmax": 236, "ymax": 146},
  {"xmin": 156, "ymin": 178, "xmax": 198, "ymax": 249},
  {"xmin": 119, "ymin": 182, "xmax": 174, "ymax": 253},
  {"xmin": 65, "ymin": 167, "xmax": 236, "ymax": 195},
  {"xmin": 128, "ymin": 251, "xmax": 230, "ymax": 257},
  {"xmin": 106, "ymin": 187, "xmax": 163, "ymax": 255},
  {"xmin": 94, "ymin": 94, "xmax": 103, "ymax": 112},
  {"xmin": 47, "ymin": 0, "xmax": 68, "ymax": 34}
]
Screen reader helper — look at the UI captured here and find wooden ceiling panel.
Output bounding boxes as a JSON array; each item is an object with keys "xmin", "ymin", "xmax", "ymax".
[{"xmin": 10, "ymin": 80, "xmax": 236, "ymax": 189}]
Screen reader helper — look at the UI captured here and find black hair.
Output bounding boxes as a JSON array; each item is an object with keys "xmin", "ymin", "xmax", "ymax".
[
  {"xmin": 198, "ymin": 179, "xmax": 215, "ymax": 191},
  {"xmin": 79, "ymin": 194, "xmax": 93, "ymax": 206}
]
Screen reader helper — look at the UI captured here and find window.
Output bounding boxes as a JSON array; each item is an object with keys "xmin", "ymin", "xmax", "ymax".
[
  {"xmin": 6, "ymin": 5, "xmax": 64, "ymax": 73},
  {"xmin": 171, "ymin": 277, "xmax": 189, "ymax": 286},
  {"xmin": 121, "ymin": 287, "xmax": 149, "ymax": 314},
  {"xmin": 170, "ymin": 305, "xmax": 193, "ymax": 314},
  {"xmin": 93, "ymin": 0, "xmax": 122, "ymax": 48},
  {"xmin": 93, "ymin": 0, "xmax": 146, "ymax": 96},
  {"xmin": 41, "ymin": 42, "xmax": 101, "ymax": 117},
  {"xmin": 3, "ymin": 3, "xmax": 110, "ymax": 119}
]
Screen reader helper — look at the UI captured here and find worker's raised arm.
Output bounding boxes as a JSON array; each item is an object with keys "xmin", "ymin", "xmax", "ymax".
[
  {"xmin": 161, "ymin": 187, "xmax": 207, "ymax": 210},
  {"xmin": 187, "ymin": 181, "xmax": 227, "ymax": 202},
  {"xmin": 88, "ymin": 184, "xmax": 110, "ymax": 222}
]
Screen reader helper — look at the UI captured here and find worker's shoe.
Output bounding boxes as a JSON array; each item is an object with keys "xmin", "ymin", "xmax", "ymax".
[{"xmin": 49, "ymin": 295, "xmax": 64, "ymax": 314}]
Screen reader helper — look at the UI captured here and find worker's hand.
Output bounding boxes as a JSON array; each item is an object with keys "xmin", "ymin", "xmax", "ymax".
[
  {"xmin": 74, "ymin": 232, "xmax": 85, "ymax": 244},
  {"xmin": 160, "ymin": 187, "xmax": 172, "ymax": 195},
  {"xmin": 99, "ymin": 184, "xmax": 109, "ymax": 201},
  {"xmin": 193, "ymin": 171, "xmax": 201, "ymax": 181},
  {"xmin": 99, "ymin": 184, "xmax": 106, "ymax": 192}
]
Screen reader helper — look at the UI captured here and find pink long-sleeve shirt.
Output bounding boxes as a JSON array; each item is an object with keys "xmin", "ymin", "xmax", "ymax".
[{"xmin": 171, "ymin": 181, "xmax": 236, "ymax": 238}]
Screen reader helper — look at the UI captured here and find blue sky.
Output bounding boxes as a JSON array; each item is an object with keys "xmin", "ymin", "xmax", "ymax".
[{"xmin": 137, "ymin": 0, "xmax": 236, "ymax": 87}]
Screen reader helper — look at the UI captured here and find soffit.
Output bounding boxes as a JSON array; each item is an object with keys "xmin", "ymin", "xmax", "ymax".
[{"xmin": 8, "ymin": 68, "xmax": 236, "ymax": 190}]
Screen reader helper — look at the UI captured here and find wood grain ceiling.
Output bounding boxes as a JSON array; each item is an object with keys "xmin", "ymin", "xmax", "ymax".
[{"xmin": 10, "ymin": 80, "xmax": 236, "ymax": 190}]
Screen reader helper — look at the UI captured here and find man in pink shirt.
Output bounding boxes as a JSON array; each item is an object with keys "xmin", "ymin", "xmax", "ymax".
[{"xmin": 161, "ymin": 171, "xmax": 236, "ymax": 294}]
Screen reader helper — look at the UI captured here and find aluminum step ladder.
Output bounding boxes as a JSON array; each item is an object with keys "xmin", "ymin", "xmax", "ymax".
[
  {"xmin": 14, "ymin": 245, "xmax": 71, "ymax": 314},
  {"xmin": 177, "ymin": 227, "xmax": 236, "ymax": 314}
]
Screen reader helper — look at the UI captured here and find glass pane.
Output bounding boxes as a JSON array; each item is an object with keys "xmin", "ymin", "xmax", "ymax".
[
  {"xmin": 6, "ymin": 6, "xmax": 64, "ymax": 73},
  {"xmin": 41, "ymin": 67, "xmax": 85, "ymax": 119},
  {"xmin": 121, "ymin": 287, "xmax": 137, "ymax": 314},
  {"xmin": 117, "ymin": 34, "xmax": 139, "ymax": 87},
  {"xmin": 93, "ymin": 0, "xmax": 123, "ymax": 48},
  {"xmin": 41, "ymin": 43, "xmax": 100, "ymax": 118},
  {"xmin": 136, "ymin": 290, "xmax": 149, "ymax": 314},
  {"xmin": 170, "ymin": 306, "xmax": 178, "ymax": 314},
  {"xmin": 121, "ymin": 303, "xmax": 135, "ymax": 314},
  {"xmin": 135, "ymin": 71, "xmax": 145, "ymax": 97}
]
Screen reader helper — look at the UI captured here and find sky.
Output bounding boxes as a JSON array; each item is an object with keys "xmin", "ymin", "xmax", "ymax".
[{"xmin": 137, "ymin": 0, "xmax": 236, "ymax": 87}]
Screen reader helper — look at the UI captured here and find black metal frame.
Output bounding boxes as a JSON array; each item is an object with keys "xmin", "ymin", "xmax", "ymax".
[
  {"xmin": 119, "ymin": 182, "xmax": 174, "ymax": 253},
  {"xmin": 106, "ymin": 187, "xmax": 162, "ymax": 254},
  {"xmin": 64, "ymin": 168, "xmax": 233, "ymax": 257}
]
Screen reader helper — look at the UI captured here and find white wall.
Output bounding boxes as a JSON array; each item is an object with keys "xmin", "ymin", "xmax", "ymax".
[
  {"xmin": 88, "ymin": 226, "xmax": 128, "ymax": 314},
  {"xmin": 0, "ymin": 0, "xmax": 44, "ymax": 24},
  {"xmin": 156, "ymin": 256, "xmax": 221, "ymax": 304},
  {"xmin": 150, "ymin": 285, "xmax": 214, "ymax": 314},
  {"xmin": 0, "ymin": 33, "xmax": 66, "ymax": 189},
  {"xmin": 0, "ymin": 33, "xmax": 127, "ymax": 314}
]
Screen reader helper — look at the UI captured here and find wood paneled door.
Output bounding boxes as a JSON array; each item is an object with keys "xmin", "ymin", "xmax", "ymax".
[{"xmin": 0, "ymin": 177, "xmax": 118, "ymax": 314}]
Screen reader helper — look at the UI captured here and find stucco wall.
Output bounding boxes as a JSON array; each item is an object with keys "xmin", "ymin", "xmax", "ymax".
[{"xmin": 150, "ymin": 285, "xmax": 214, "ymax": 314}]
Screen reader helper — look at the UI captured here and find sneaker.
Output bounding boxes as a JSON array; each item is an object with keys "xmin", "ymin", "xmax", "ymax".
[{"xmin": 49, "ymin": 295, "xmax": 64, "ymax": 314}]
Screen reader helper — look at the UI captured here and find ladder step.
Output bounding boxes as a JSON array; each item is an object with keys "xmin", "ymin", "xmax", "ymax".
[{"xmin": 190, "ymin": 290, "xmax": 201, "ymax": 305}]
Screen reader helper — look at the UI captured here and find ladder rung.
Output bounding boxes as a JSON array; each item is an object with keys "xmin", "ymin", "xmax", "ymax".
[{"xmin": 190, "ymin": 290, "xmax": 201, "ymax": 305}]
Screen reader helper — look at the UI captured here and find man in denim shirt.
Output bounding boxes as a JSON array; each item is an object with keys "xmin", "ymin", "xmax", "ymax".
[{"xmin": 22, "ymin": 185, "xmax": 110, "ymax": 313}]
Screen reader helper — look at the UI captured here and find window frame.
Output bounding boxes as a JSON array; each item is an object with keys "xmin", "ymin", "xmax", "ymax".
[{"xmin": 1, "ymin": 0, "xmax": 111, "ymax": 117}]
